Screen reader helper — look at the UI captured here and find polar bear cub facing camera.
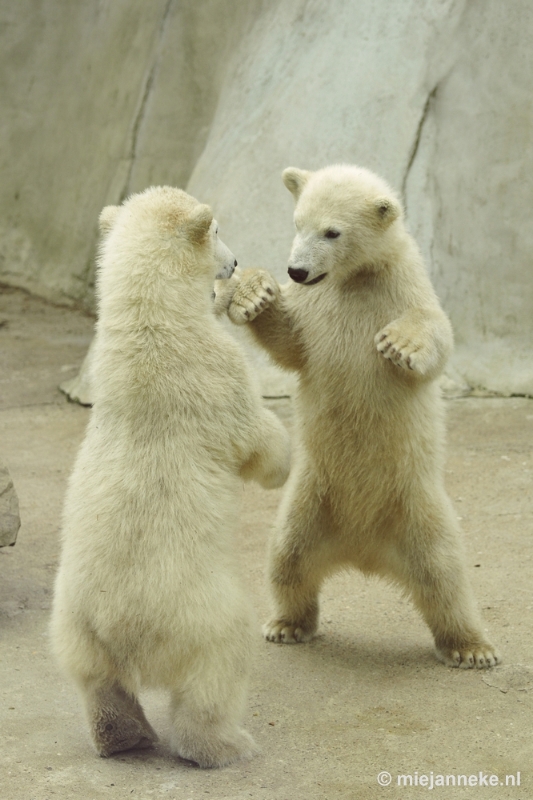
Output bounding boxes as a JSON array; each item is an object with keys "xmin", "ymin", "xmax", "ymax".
[
  {"xmin": 51, "ymin": 186, "xmax": 291, "ymax": 767},
  {"xmin": 225, "ymin": 164, "xmax": 499, "ymax": 669}
]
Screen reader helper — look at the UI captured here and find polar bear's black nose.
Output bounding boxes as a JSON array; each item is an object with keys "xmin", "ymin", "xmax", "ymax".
[
  {"xmin": 288, "ymin": 267, "xmax": 308, "ymax": 283},
  {"xmin": 234, "ymin": 259, "xmax": 238, "ymax": 267}
]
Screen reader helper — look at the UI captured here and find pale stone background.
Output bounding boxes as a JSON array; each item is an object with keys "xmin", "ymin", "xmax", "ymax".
[{"xmin": 1, "ymin": 0, "xmax": 532, "ymax": 397}]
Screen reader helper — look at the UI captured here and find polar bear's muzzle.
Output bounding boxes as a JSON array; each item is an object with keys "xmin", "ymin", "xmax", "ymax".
[
  {"xmin": 288, "ymin": 267, "xmax": 326, "ymax": 286},
  {"xmin": 215, "ymin": 259, "xmax": 238, "ymax": 280}
]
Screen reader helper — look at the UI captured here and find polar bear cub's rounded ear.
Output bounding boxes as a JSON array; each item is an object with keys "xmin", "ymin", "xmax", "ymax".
[
  {"xmin": 374, "ymin": 196, "xmax": 401, "ymax": 227},
  {"xmin": 187, "ymin": 203, "xmax": 213, "ymax": 243},
  {"xmin": 99, "ymin": 205, "xmax": 120, "ymax": 233},
  {"xmin": 282, "ymin": 167, "xmax": 312, "ymax": 200}
]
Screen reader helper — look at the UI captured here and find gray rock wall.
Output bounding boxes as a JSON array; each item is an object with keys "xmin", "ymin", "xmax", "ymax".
[
  {"xmin": 406, "ymin": 0, "xmax": 533, "ymax": 396},
  {"xmin": 1, "ymin": 0, "xmax": 532, "ymax": 395},
  {"xmin": 1, "ymin": 0, "xmax": 168, "ymax": 303},
  {"xmin": 0, "ymin": 465, "xmax": 20, "ymax": 547}
]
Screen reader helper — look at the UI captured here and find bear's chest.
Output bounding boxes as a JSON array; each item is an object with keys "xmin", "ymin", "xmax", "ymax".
[{"xmin": 290, "ymin": 280, "xmax": 406, "ymax": 384}]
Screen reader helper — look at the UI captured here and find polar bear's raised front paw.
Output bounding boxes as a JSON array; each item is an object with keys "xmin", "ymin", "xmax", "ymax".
[
  {"xmin": 227, "ymin": 269, "xmax": 279, "ymax": 326},
  {"xmin": 375, "ymin": 322, "xmax": 435, "ymax": 376},
  {"xmin": 263, "ymin": 619, "xmax": 315, "ymax": 644},
  {"xmin": 436, "ymin": 642, "xmax": 501, "ymax": 669}
]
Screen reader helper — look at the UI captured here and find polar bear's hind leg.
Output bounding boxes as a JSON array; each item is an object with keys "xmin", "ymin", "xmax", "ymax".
[
  {"xmin": 263, "ymin": 473, "xmax": 338, "ymax": 643},
  {"xmin": 169, "ymin": 645, "xmax": 258, "ymax": 768},
  {"xmin": 395, "ymin": 498, "xmax": 500, "ymax": 669}
]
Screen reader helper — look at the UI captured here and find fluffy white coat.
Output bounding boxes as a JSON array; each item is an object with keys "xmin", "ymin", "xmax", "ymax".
[
  {"xmin": 223, "ymin": 164, "xmax": 499, "ymax": 669},
  {"xmin": 51, "ymin": 186, "xmax": 291, "ymax": 766}
]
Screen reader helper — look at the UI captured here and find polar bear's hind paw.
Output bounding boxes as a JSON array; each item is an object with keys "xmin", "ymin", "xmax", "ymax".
[
  {"xmin": 263, "ymin": 619, "xmax": 315, "ymax": 643},
  {"xmin": 436, "ymin": 642, "xmax": 501, "ymax": 669},
  {"xmin": 173, "ymin": 726, "xmax": 258, "ymax": 768}
]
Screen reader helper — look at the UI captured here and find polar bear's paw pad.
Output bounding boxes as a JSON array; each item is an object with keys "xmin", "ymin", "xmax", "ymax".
[
  {"xmin": 91, "ymin": 685, "xmax": 159, "ymax": 757},
  {"xmin": 436, "ymin": 642, "xmax": 501, "ymax": 669},
  {"xmin": 263, "ymin": 619, "xmax": 314, "ymax": 643},
  {"xmin": 94, "ymin": 713, "xmax": 158, "ymax": 757}
]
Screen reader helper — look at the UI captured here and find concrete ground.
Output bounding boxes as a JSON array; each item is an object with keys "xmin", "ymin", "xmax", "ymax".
[{"xmin": 0, "ymin": 286, "xmax": 532, "ymax": 800}]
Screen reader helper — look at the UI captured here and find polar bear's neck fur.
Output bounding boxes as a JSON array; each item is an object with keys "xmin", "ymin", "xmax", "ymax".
[{"xmin": 97, "ymin": 231, "xmax": 214, "ymax": 326}]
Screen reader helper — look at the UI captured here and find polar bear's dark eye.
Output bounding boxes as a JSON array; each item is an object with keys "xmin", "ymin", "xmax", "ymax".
[{"xmin": 325, "ymin": 229, "xmax": 340, "ymax": 239}]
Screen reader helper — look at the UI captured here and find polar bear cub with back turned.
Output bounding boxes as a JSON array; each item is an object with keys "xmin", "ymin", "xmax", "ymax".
[
  {"xmin": 225, "ymin": 164, "xmax": 499, "ymax": 669},
  {"xmin": 51, "ymin": 186, "xmax": 291, "ymax": 767}
]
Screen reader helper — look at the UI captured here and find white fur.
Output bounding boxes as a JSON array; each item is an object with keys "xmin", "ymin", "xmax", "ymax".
[
  {"xmin": 226, "ymin": 164, "xmax": 499, "ymax": 669},
  {"xmin": 51, "ymin": 186, "xmax": 291, "ymax": 766}
]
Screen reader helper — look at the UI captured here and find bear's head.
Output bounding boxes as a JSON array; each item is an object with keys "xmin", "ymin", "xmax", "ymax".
[
  {"xmin": 98, "ymin": 186, "xmax": 236, "ymax": 285},
  {"xmin": 282, "ymin": 164, "xmax": 403, "ymax": 287}
]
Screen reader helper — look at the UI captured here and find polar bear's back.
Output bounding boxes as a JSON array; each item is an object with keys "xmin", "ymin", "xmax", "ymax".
[
  {"xmin": 53, "ymin": 407, "xmax": 251, "ymax": 686},
  {"xmin": 54, "ymin": 317, "xmax": 258, "ymax": 676}
]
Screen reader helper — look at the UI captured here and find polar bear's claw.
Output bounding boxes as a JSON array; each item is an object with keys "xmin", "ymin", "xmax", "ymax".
[
  {"xmin": 263, "ymin": 620, "xmax": 314, "ymax": 643},
  {"xmin": 436, "ymin": 642, "xmax": 501, "ymax": 669},
  {"xmin": 375, "ymin": 325, "xmax": 432, "ymax": 375},
  {"xmin": 228, "ymin": 269, "xmax": 279, "ymax": 325}
]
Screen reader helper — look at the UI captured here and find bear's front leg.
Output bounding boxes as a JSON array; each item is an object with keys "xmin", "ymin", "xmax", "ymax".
[
  {"xmin": 227, "ymin": 268, "xmax": 280, "ymax": 325},
  {"xmin": 226, "ymin": 268, "xmax": 306, "ymax": 372},
  {"xmin": 375, "ymin": 307, "xmax": 453, "ymax": 380},
  {"xmin": 238, "ymin": 407, "xmax": 291, "ymax": 490}
]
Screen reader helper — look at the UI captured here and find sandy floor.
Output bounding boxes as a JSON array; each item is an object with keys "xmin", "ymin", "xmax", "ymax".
[{"xmin": 1, "ymin": 287, "xmax": 532, "ymax": 799}]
